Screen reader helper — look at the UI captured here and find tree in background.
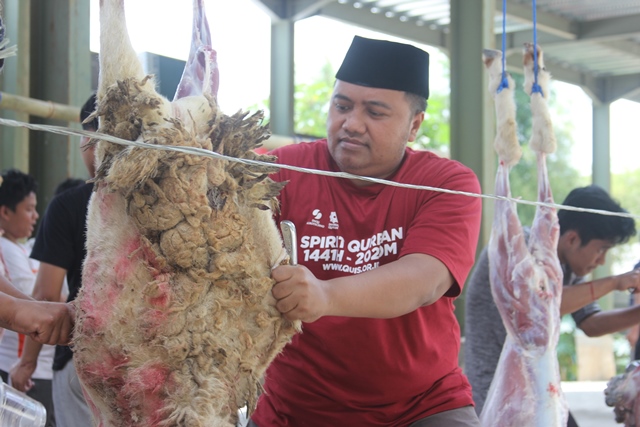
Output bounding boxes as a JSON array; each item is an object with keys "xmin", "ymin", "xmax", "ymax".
[
  {"xmin": 293, "ymin": 61, "xmax": 334, "ymax": 138},
  {"xmin": 410, "ymin": 53, "xmax": 451, "ymax": 155}
]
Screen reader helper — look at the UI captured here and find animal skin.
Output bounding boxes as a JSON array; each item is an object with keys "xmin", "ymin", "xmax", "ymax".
[
  {"xmin": 482, "ymin": 49, "xmax": 521, "ymax": 167},
  {"xmin": 523, "ymin": 43, "xmax": 556, "ymax": 154},
  {"xmin": 479, "ymin": 44, "xmax": 568, "ymax": 427},
  {"xmin": 73, "ymin": 1, "xmax": 300, "ymax": 426},
  {"xmin": 605, "ymin": 361, "xmax": 640, "ymax": 426}
]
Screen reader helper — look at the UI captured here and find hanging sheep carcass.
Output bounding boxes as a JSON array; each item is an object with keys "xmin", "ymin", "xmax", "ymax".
[{"xmin": 73, "ymin": 1, "xmax": 300, "ymax": 426}]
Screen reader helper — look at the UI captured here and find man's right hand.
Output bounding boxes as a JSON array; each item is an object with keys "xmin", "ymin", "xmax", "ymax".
[
  {"xmin": 10, "ymin": 359, "xmax": 36, "ymax": 392},
  {"xmin": 615, "ymin": 269, "xmax": 640, "ymax": 293}
]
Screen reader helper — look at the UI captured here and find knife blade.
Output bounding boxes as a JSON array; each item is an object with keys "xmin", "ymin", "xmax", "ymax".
[{"xmin": 280, "ymin": 220, "xmax": 298, "ymax": 266}]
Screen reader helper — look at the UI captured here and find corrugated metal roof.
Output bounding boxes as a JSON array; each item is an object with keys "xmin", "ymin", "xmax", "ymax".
[{"xmin": 278, "ymin": 0, "xmax": 640, "ymax": 104}]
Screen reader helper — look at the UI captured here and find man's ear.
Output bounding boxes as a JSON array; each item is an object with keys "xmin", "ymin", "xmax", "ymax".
[
  {"xmin": 563, "ymin": 229, "xmax": 582, "ymax": 247},
  {"xmin": 0, "ymin": 205, "xmax": 10, "ymax": 221},
  {"xmin": 408, "ymin": 111, "xmax": 424, "ymax": 142}
]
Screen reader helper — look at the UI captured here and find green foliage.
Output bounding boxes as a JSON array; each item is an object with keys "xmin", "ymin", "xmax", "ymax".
[
  {"xmin": 293, "ymin": 62, "xmax": 334, "ymax": 138},
  {"xmin": 409, "ymin": 92, "xmax": 450, "ymax": 154},
  {"xmin": 558, "ymin": 316, "xmax": 577, "ymax": 380},
  {"xmin": 410, "ymin": 54, "xmax": 451, "ymax": 153},
  {"xmin": 614, "ymin": 332, "xmax": 633, "ymax": 374}
]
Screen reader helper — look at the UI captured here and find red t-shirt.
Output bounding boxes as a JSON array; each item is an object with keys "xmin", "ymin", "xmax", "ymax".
[{"xmin": 252, "ymin": 140, "xmax": 482, "ymax": 427}]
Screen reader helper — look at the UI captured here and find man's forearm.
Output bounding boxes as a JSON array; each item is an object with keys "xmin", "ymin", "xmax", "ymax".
[
  {"xmin": 560, "ymin": 277, "xmax": 616, "ymax": 316},
  {"xmin": 0, "ymin": 293, "xmax": 20, "ymax": 330},
  {"xmin": 273, "ymin": 253, "xmax": 455, "ymax": 322},
  {"xmin": 561, "ymin": 270, "xmax": 640, "ymax": 316},
  {"xmin": 19, "ymin": 335, "xmax": 44, "ymax": 364},
  {"xmin": 579, "ymin": 305, "xmax": 640, "ymax": 337},
  {"xmin": 325, "ymin": 253, "xmax": 454, "ymax": 318}
]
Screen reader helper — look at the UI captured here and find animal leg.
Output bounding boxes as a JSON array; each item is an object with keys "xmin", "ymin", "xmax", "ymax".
[{"xmin": 174, "ymin": 0, "xmax": 219, "ymax": 100}]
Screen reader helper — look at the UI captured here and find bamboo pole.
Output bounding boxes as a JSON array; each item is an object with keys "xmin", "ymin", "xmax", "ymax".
[
  {"xmin": 0, "ymin": 91, "xmax": 80, "ymax": 122},
  {"xmin": 0, "ymin": 91, "xmax": 297, "ymax": 149},
  {"xmin": 262, "ymin": 134, "xmax": 295, "ymax": 150}
]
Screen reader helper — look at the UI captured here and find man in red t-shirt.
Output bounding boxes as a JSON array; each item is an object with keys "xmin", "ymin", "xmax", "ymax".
[{"xmin": 250, "ymin": 36, "xmax": 482, "ymax": 427}]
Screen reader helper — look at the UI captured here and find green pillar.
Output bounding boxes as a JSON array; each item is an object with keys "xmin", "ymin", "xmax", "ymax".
[
  {"xmin": 592, "ymin": 103, "xmax": 611, "ymax": 192},
  {"xmin": 449, "ymin": 0, "xmax": 496, "ymax": 334},
  {"xmin": 269, "ymin": 19, "xmax": 295, "ymax": 137},
  {"xmin": 0, "ymin": 0, "xmax": 30, "ymax": 172},
  {"xmin": 449, "ymin": 0, "xmax": 496, "ymax": 250},
  {"xmin": 592, "ymin": 103, "xmax": 613, "ymax": 304},
  {"xmin": 29, "ymin": 0, "xmax": 91, "ymax": 209}
]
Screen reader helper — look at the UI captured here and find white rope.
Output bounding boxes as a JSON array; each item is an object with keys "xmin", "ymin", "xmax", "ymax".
[{"xmin": 1, "ymin": 116, "xmax": 638, "ymax": 221}]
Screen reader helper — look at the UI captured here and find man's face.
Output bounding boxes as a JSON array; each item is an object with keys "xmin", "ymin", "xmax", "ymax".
[
  {"xmin": 0, "ymin": 192, "xmax": 39, "ymax": 242},
  {"xmin": 326, "ymin": 81, "xmax": 423, "ymax": 183},
  {"xmin": 560, "ymin": 232, "xmax": 614, "ymax": 277}
]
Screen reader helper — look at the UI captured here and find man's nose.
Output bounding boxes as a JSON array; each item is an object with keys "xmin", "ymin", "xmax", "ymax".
[{"xmin": 342, "ymin": 111, "xmax": 365, "ymax": 134}]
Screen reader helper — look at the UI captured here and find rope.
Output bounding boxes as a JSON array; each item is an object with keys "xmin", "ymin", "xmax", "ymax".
[
  {"xmin": 530, "ymin": 0, "xmax": 544, "ymax": 95},
  {"xmin": 0, "ymin": 117, "xmax": 637, "ymax": 221},
  {"xmin": 497, "ymin": 0, "xmax": 510, "ymax": 93}
]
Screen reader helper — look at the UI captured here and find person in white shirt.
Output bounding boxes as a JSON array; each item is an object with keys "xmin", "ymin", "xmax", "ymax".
[{"xmin": 0, "ymin": 169, "xmax": 57, "ymax": 426}]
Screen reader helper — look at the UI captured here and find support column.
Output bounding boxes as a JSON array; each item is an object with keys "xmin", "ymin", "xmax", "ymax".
[
  {"xmin": 269, "ymin": 19, "xmax": 295, "ymax": 137},
  {"xmin": 592, "ymin": 103, "xmax": 611, "ymax": 191},
  {"xmin": 591, "ymin": 103, "xmax": 613, "ymax": 305},
  {"xmin": 449, "ymin": 0, "xmax": 496, "ymax": 334},
  {"xmin": 449, "ymin": 0, "xmax": 496, "ymax": 249},
  {"xmin": 0, "ymin": 0, "xmax": 31, "ymax": 172},
  {"xmin": 28, "ymin": 0, "xmax": 92, "ymax": 208}
]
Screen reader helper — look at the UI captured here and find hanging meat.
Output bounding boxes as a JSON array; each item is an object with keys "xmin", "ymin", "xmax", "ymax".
[
  {"xmin": 72, "ymin": 1, "xmax": 300, "ymax": 426},
  {"xmin": 0, "ymin": 2, "xmax": 17, "ymax": 72},
  {"xmin": 479, "ymin": 44, "xmax": 568, "ymax": 426},
  {"xmin": 605, "ymin": 361, "xmax": 640, "ymax": 426}
]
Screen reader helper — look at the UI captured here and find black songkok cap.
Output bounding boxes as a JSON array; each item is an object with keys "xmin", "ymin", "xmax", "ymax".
[{"xmin": 335, "ymin": 36, "xmax": 430, "ymax": 100}]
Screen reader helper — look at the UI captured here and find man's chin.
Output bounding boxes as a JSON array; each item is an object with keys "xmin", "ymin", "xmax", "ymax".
[{"xmin": 333, "ymin": 156, "xmax": 366, "ymax": 175}]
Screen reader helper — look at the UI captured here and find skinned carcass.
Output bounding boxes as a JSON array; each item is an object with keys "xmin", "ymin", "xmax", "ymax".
[
  {"xmin": 605, "ymin": 361, "xmax": 640, "ymax": 426},
  {"xmin": 479, "ymin": 45, "xmax": 568, "ymax": 426},
  {"xmin": 73, "ymin": 1, "xmax": 300, "ymax": 426},
  {"xmin": 0, "ymin": 2, "xmax": 17, "ymax": 72}
]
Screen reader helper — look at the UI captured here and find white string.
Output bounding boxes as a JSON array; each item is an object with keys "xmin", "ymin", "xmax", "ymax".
[{"xmin": 1, "ymin": 116, "xmax": 638, "ymax": 221}]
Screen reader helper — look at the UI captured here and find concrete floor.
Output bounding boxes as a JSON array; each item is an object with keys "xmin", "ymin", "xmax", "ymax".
[{"xmin": 563, "ymin": 381, "xmax": 620, "ymax": 427}]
